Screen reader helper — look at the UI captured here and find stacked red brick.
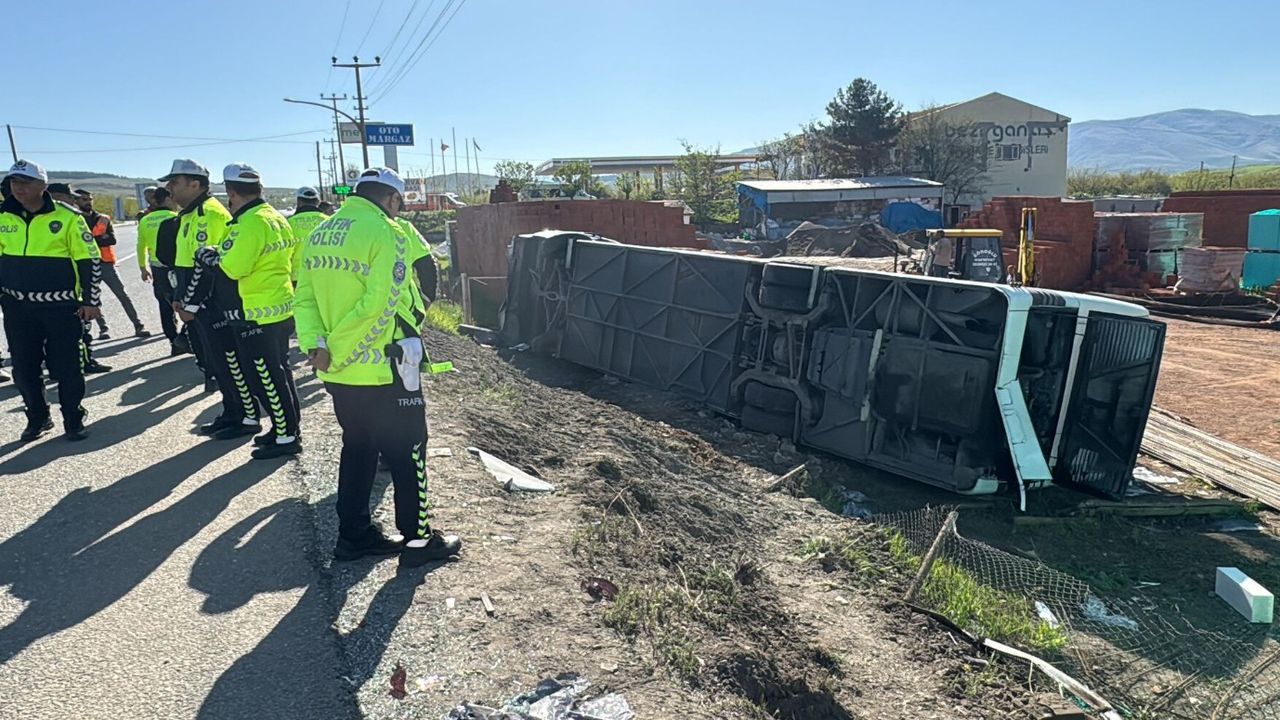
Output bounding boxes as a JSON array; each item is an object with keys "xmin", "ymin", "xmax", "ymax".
[
  {"xmin": 1160, "ymin": 190, "xmax": 1280, "ymax": 248},
  {"xmin": 454, "ymin": 200, "xmax": 702, "ymax": 301},
  {"xmin": 958, "ymin": 196, "xmax": 1096, "ymax": 290}
]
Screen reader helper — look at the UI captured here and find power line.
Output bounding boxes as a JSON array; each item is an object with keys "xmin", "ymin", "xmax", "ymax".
[
  {"xmin": 11, "ymin": 125, "xmax": 325, "ymax": 143},
  {"xmin": 365, "ymin": 0, "xmax": 441, "ymax": 97},
  {"xmin": 23, "ymin": 129, "xmax": 329, "ymax": 154},
  {"xmin": 373, "ymin": 0, "xmax": 425, "ymax": 62},
  {"xmin": 353, "ymin": 0, "xmax": 387, "ymax": 55},
  {"xmin": 371, "ymin": 0, "xmax": 467, "ymax": 103},
  {"xmin": 324, "ymin": 0, "xmax": 354, "ymax": 92},
  {"xmin": 371, "ymin": 0, "xmax": 459, "ymax": 101}
]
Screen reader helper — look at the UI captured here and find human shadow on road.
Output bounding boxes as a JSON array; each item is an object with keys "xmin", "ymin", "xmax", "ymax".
[
  {"xmin": 192, "ymin": 492, "xmax": 441, "ymax": 720},
  {"xmin": 0, "ymin": 443, "xmax": 280, "ymax": 665},
  {"xmin": 0, "ymin": 360, "xmax": 208, "ymax": 475}
]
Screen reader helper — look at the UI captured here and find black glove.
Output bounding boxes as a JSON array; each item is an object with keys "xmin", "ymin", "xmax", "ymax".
[{"xmin": 195, "ymin": 245, "xmax": 221, "ymax": 268}]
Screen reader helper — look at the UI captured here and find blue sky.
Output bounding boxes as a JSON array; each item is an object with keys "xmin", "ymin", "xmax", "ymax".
[{"xmin": 4, "ymin": 0, "xmax": 1276, "ymax": 186}]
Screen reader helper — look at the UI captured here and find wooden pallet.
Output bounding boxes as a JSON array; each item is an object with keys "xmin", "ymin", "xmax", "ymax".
[{"xmin": 1141, "ymin": 407, "xmax": 1280, "ymax": 510}]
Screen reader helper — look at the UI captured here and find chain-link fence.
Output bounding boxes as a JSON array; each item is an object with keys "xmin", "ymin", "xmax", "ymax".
[{"xmin": 877, "ymin": 506, "xmax": 1280, "ymax": 720}]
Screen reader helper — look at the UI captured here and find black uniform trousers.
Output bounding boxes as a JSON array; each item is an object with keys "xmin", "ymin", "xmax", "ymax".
[
  {"xmin": 194, "ymin": 311, "xmax": 258, "ymax": 424},
  {"xmin": 151, "ymin": 266, "xmax": 180, "ymax": 342},
  {"xmin": 1, "ymin": 299, "xmax": 85, "ymax": 425},
  {"xmin": 169, "ymin": 269, "xmax": 208, "ymax": 376},
  {"xmin": 235, "ymin": 318, "xmax": 300, "ymax": 440},
  {"xmin": 327, "ymin": 373, "xmax": 429, "ymax": 543}
]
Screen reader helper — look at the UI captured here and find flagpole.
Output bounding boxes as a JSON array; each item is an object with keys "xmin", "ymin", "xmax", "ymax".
[{"xmin": 451, "ymin": 127, "xmax": 459, "ymax": 194}]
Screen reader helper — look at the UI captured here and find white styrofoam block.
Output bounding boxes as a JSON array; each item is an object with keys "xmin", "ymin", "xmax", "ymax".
[{"xmin": 1216, "ymin": 567, "xmax": 1274, "ymax": 624}]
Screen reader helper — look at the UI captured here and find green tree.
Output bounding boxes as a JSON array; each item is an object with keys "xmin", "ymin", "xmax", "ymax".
[
  {"xmin": 757, "ymin": 133, "xmax": 804, "ymax": 180},
  {"xmin": 898, "ymin": 106, "xmax": 990, "ymax": 205},
  {"xmin": 672, "ymin": 142, "xmax": 739, "ymax": 224},
  {"xmin": 822, "ymin": 78, "xmax": 905, "ymax": 176},
  {"xmin": 615, "ymin": 172, "xmax": 638, "ymax": 199},
  {"xmin": 551, "ymin": 160, "xmax": 606, "ymax": 197},
  {"xmin": 493, "ymin": 160, "xmax": 535, "ymax": 191}
]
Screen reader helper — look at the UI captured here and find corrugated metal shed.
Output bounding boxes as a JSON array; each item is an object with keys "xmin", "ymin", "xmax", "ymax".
[{"xmin": 738, "ymin": 177, "xmax": 944, "ymax": 205}]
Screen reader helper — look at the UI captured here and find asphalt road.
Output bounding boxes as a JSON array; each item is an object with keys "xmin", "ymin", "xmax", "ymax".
[{"xmin": 0, "ymin": 224, "xmax": 356, "ymax": 719}]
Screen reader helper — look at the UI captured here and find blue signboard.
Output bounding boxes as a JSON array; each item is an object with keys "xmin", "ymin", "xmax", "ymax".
[{"xmin": 364, "ymin": 123, "xmax": 415, "ymax": 146}]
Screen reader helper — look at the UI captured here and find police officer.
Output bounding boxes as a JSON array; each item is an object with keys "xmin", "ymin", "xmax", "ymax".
[
  {"xmin": 47, "ymin": 183, "xmax": 111, "ymax": 375},
  {"xmin": 188, "ymin": 164, "xmax": 301, "ymax": 459},
  {"xmin": 0, "ymin": 160, "xmax": 101, "ymax": 441},
  {"xmin": 137, "ymin": 187, "xmax": 186, "ymax": 354},
  {"xmin": 288, "ymin": 187, "xmax": 326, "ymax": 283},
  {"xmin": 74, "ymin": 189, "xmax": 149, "ymax": 339},
  {"xmin": 161, "ymin": 158, "xmax": 257, "ymax": 435},
  {"xmin": 294, "ymin": 167, "xmax": 461, "ymax": 565}
]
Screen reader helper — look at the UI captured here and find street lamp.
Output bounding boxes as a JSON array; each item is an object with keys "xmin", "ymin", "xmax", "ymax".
[{"xmin": 283, "ymin": 97, "xmax": 370, "ymax": 171}]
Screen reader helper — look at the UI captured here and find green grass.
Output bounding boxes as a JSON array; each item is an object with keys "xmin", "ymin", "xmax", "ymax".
[
  {"xmin": 423, "ymin": 301, "xmax": 463, "ymax": 335},
  {"xmin": 600, "ymin": 562, "xmax": 746, "ymax": 682},
  {"xmin": 479, "ymin": 381, "xmax": 522, "ymax": 406},
  {"xmin": 920, "ymin": 560, "xmax": 1069, "ymax": 653}
]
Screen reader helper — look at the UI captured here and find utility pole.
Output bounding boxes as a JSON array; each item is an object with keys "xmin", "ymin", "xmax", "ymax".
[
  {"xmin": 452, "ymin": 127, "xmax": 459, "ymax": 193},
  {"xmin": 1229, "ymin": 154, "xmax": 1238, "ymax": 189},
  {"xmin": 331, "ymin": 56, "xmax": 381, "ymax": 168},
  {"xmin": 465, "ymin": 136, "xmax": 473, "ymax": 196},
  {"xmin": 326, "ymin": 138, "xmax": 339, "ymax": 190},
  {"xmin": 429, "ymin": 138, "xmax": 435, "ymax": 193},
  {"xmin": 320, "ymin": 93, "xmax": 348, "ymax": 179},
  {"xmin": 315, "ymin": 141, "xmax": 326, "ymax": 203},
  {"xmin": 6, "ymin": 125, "xmax": 16, "ymax": 162}
]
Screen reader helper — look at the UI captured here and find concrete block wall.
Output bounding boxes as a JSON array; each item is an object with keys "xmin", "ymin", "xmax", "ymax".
[
  {"xmin": 1161, "ymin": 190, "xmax": 1280, "ymax": 248},
  {"xmin": 959, "ymin": 196, "xmax": 1096, "ymax": 290},
  {"xmin": 454, "ymin": 200, "xmax": 702, "ymax": 301}
]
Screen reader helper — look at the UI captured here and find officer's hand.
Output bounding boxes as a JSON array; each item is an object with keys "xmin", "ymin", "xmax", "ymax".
[
  {"xmin": 309, "ymin": 349, "xmax": 331, "ymax": 372},
  {"xmin": 177, "ymin": 308, "xmax": 196, "ymax": 322},
  {"xmin": 77, "ymin": 305, "xmax": 102, "ymax": 321},
  {"xmin": 140, "ymin": 267, "xmax": 151, "ymax": 283}
]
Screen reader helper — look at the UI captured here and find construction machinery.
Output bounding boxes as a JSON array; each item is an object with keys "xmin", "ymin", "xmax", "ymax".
[{"xmin": 918, "ymin": 207, "xmax": 1038, "ymax": 286}]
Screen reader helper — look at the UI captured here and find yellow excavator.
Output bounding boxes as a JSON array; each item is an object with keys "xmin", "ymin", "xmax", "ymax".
[{"xmin": 918, "ymin": 207, "xmax": 1037, "ymax": 286}]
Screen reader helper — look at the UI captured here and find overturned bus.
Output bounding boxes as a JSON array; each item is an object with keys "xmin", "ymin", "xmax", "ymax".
[{"xmin": 499, "ymin": 232, "xmax": 1165, "ymax": 504}]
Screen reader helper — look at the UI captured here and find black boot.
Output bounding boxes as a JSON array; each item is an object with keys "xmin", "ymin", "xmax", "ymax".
[{"xmin": 20, "ymin": 411, "xmax": 54, "ymax": 442}]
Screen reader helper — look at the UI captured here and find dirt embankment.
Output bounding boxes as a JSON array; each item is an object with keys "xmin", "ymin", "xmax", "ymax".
[{"xmin": 383, "ymin": 330, "xmax": 1051, "ymax": 719}]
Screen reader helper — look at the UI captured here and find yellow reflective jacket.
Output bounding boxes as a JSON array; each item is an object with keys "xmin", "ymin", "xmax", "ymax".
[
  {"xmin": 0, "ymin": 193, "xmax": 101, "ymax": 307},
  {"xmin": 137, "ymin": 207, "xmax": 177, "ymax": 268},
  {"xmin": 172, "ymin": 194, "xmax": 231, "ymax": 268},
  {"xmin": 287, "ymin": 207, "xmax": 326, "ymax": 281},
  {"xmin": 207, "ymin": 199, "xmax": 295, "ymax": 325},
  {"xmin": 294, "ymin": 195, "xmax": 424, "ymax": 385}
]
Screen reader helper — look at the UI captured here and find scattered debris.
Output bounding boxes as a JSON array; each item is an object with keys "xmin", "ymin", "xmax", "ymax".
[
  {"xmin": 1035, "ymin": 601, "xmax": 1062, "ymax": 629},
  {"xmin": 428, "ymin": 447, "xmax": 454, "ymax": 458},
  {"xmin": 468, "ymin": 447, "xmax": 556, "ymax": 492},
  {"xmin": 1082, "ymin": 594, "xmax": 1139, "ymax": 631},
  {"xmin": 390, "ymin": 664, "xmax": 408, "ymax": 700},
  {"xmin": 417, "ymin": 675, "xmax": 447, "ymax": 693},
  {"xmin": 1142, "ymin": 408, "xmax": 1280, "ymax": 511},
  {"xmin": 443, "ymin": 673, "xmax": 634, "ymax": 720},
  {"xmin": 581, "ymin": 577, "xmax": 619, "ymax": 602},
  {"xmin": 1215, "ymin": 567, "xmax": 1274, "ymax": 623},
  {"xmin": 446, "ymin": 597, "xmax": 456, "ymax": 610},
  {"xmin": 835, "ymin": 488, "xmax": 872, "ymax": 519},
  {"xmin": 1207, "ymin": 518, "xmax": 1265, "ymax": 533},
  {"xmin": 762, "ymin": 463, "xmax": 807, "ymax": 493},
  {"xmin": 481, "ymin": 592, "xmax": 496, "ymax": 617},
  {"xmin": 1132, "ymin": 466, "xmax": 1180, "ymax": 486}
]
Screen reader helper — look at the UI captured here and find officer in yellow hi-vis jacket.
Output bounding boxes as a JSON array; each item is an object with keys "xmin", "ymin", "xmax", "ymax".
[
  {"xmin": 187, "ymin": 164, "xmax": 301, "ymax": 459},
  {"xmin": 0, "ymin": 160, "xmax": 102, "ymax": 442},
  {"xmin": 136, "ymin": 187, "xmax": 185, "ymax": 354},
  {"xmin": 161, "ymin": 158, "xmax": 257, "ymax": 436},
  {"xmin": 294, "ymin": 167, "xmax": 461, "ymax": 566},
  {"xmin": 287, "ymin": 187, "xmax": 326, "ymax": 282}
]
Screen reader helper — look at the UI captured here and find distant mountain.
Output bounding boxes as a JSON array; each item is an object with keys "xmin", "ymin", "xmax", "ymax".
[{"xmin": 1070, "ymin": 109, "xmax": 1280, "ymax": 172}]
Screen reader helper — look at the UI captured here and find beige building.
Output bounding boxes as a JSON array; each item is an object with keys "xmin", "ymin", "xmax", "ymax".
[{"xmin": 932, "ymin": 92, "xmax": 1070, "ymax": 222}]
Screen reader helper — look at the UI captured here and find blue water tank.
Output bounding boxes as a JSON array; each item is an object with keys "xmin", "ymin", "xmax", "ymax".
[{"xmin": 1245, "ymin": 210, "xmax": 1280, "ymax": 290}]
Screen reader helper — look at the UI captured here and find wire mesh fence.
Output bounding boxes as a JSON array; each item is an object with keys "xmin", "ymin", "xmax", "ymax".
[{"xmin": 876, "ymin": 506, "xmax": 1280, "ymax": 720}]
